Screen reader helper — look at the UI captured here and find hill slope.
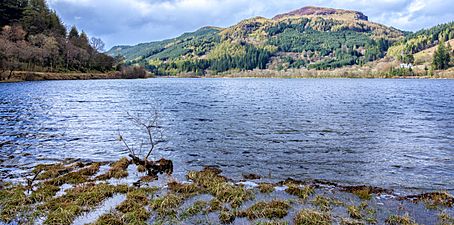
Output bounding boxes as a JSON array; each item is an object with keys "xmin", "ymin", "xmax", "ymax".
[
  {"xmin": 108, "ymin": 6, "xmax": 407, "ymax": 75},
  {"xmin": 388, "ymin": 22, "xmax": 454, "ymax": 60}
]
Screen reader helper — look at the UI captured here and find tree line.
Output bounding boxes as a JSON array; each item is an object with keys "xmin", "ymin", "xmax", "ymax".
[
  {"xmin": 144, "ymin": 44, "xmax": 272, "ymax": 76},
  {"xmin": 0, "ymin": 0, "xmax": 117, "ymax": 80}
]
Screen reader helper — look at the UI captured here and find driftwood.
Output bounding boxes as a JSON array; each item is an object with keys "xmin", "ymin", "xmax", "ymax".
[
  {"xmin": 129, "ymin": 154, "xmax": 173, "ymax": 177},
  {"xmin": 119, "ymin": 111, "xmax": 173, "ymax": 182}
]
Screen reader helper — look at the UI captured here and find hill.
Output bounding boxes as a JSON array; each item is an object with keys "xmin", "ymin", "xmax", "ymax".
[{"xmin": 108, "ymin": 6, "xmax": 407, "ymax": 76}]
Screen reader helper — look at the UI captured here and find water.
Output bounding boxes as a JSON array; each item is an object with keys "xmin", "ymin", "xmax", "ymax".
[{"xmin": 0, "ymin": 78, "xmax": 453, "ymax": 192}]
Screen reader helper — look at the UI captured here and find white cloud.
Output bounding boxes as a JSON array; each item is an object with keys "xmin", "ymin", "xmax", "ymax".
[{"xmin": 47, "ymin": 0, "xmax": 454, "ymax": 48}]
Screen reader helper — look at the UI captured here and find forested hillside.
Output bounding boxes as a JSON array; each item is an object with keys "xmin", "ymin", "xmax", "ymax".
[
  {"xmin": 387, "ymin": 22, "xmax": 454, "ymax": 65},
  {"xmin": 0, "ymin": 0, "xmax": 116, "ymax": 80},
  {"xmin": 108, "ymin": 6, "xmax": 406, "ymax": 76}
]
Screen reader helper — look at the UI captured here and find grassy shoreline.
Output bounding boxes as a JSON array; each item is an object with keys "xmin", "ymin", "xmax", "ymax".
[
  {"xmin": 0, "ymin": 71, "xmax": 122, "ymax": 83},
  {"xmin": 1, "ymin": 158, "xmax": 453, "ymax": 224},
  {"xmin": 1, "ymin": 68, "xmax": 454, "ymax": 83}
]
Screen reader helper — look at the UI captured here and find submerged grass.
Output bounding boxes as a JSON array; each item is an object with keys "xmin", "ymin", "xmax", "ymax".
[
  {"xmin": 92, "ymin": 212, "xmax": 124, "ymax": 225},
  {"xmin": 238, "ymin": 200, "xmax": 291, "ymax": 220},
  {"xmin": 346, "ymin": 202, "xmax": 377, "ymax": 223},
  {"xmin": 256, "ymin": 221, "xmax": 289, "ymax": 225},
  {"xmin": 385, "ymin": 214, "xmax": 418, "ymax": 225},
  {"xmin": 187, "ymin": 167, "xmax": 254, "ymax": 208},
  {"xmin": 168, "ymin": 181, "xmax": 200, "ymax": 196},
  {"xmin": 438, "ymin": 212, "xmax": 454, "ymax": 225},
  {"xmin": 294, "ymin": 209, "xmax": 331, "ymax": 225},
  {"xmin": 410, "ymin": 192, "xmax": 454, "ymax": 209},
  {"xmin": 258, "ymin": 183, "xmax": 275, "ymax": 194},
  {"xmin": 2, "ymin": 160, "xmax": 452, "ymax": 225},
  {"xmin": 285, "ymin": 185, "xmax": 315, "ymax": 201},
  {"xmin": 180, "ymin": 200, "xmax": 209, "ymax": 219},
  {"xmin": 341, "ymin": 218, "xmax": 365, "ymax": 225},
  {"xmin": 347, "ymin": 205, "xmax": 362, "ymax": 220},
  {"xmin": 311, "ymin": 195, "xmax": 337, "ymax": 212},
  {"xmin": 150, "ymin": 193, "xmax": 185, "ymax": 218},
  {"xmin": 45, "ymin": 162, "xmax": 101, "ymax": 186},
  {"xmin": 117, "ymin": 187, "xmax": 157, "ymax": 224},
  {"xmin": 219, "ymin": 209, "xmax": 236, "ymax": 224},
  {"xmin": 0, "ymin": 185, "xmax": 31, "ymax": 223},
  {"xmin": 96, "ymin": 157, "xmax": 130, "ymax": 180},
  {"xmin": 29, "ymin": 184, "xmax": 60, "ymax": 203},
  {"xmin": 41, "ymin": 183, "xmax": 129, "ymax": 224}
]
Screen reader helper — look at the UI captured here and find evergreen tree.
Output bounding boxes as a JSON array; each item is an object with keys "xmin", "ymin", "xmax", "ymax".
[
  {"xmin": 48, "ymin": 10, "xmax": 66, "ymax": 36},
  {"xmin": 78, "ymin": 31, "xmax": 91, "ymax": 50},
  {"xmin": 0, "ymin": 0, "xmax": 27, "ymax": 27},
  {"xmin": 68, "ymin": 26, "xmax": 79, "ymax": 40},
  {"xmin": 21, "ymin": 0, "xmax": 50, "ymax": 35},
  {"xmin": 432, "ymin": 40, "xmax": 450, "ymax": 70}
]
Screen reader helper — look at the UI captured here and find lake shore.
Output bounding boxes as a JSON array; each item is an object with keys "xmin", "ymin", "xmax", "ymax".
[
  {"xmin": 1, "ymin": 158, "xmax": 453, "ymax": 224},
  {"xmin": 0, "ymin": 71, "xmax": 122, "ymax": 83},
  {"xmin": 1, "ymin": 68, "xmax": 454, "ymax": 83}
]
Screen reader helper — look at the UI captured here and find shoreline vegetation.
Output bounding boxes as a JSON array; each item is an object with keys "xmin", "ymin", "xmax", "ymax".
[
  {"xmin": 1, "ymin": 158, "xmax": 453, "ymax": 225},
  {"xmin": 1, "ymin": 67, "xmax": 453, "ymax": 83}
]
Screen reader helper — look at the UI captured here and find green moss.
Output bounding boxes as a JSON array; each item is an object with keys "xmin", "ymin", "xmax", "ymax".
[
  {"xmin": 294, "ymin": 209, "xmax": 331, "ymax": 225},
  {"xmin": 239, "ymin": 200, "xmax": 291, "ymax": 220},
  {"xmin": 188, "ymin": 168, "xmax": 254, "ymax": 208},
  {"xmin": 258, "ymin": 183, "xmax": 275, "ymax": 194},
  {"xmin": 96, "ymin": 157, "xmax": 130, "ymax": 180},
  {"xmin": 385, "ymin": 214, "xmax": 418, "ymax": 225},
  {"xmin": 285, "ymin": 185, "xmax": 315, "ymax": 201}
]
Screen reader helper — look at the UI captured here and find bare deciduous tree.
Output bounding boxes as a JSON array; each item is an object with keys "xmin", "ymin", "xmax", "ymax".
[
  {"xmin": 118, "ymin": 111, "xmax": 172, "ymax": 178},
  {"xmin": 90, "ymin": 37, "xmax": 105, "ymax": 52}
]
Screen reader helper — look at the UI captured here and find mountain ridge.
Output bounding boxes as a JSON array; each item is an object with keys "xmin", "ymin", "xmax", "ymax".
[
  {"xmin": 107, "ymin": 6, "xmax": 452, "ymax": 76},
  {"xmin": 272, "ymin": 6, "xmax": 368, "ymax": 21}
]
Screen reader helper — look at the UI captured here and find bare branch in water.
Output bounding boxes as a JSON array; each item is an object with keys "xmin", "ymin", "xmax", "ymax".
[{"xmin": 118, "ymin": 110, "xmax": 172, "ymax": 178}]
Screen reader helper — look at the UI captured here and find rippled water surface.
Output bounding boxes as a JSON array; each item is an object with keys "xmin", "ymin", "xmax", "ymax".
[{"xmin": 0, "ymin": 78, "xmax": 453, "ymax": 191}]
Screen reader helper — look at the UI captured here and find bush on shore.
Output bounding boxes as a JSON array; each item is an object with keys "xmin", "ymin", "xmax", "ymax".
[{"xmin": 116, "ymin": 66, "xmax": 149, "ymax": 79}]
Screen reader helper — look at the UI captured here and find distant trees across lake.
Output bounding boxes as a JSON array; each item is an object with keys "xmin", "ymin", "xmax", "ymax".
[{"xmin": 0, "ymin": 0, "xmax": 117, "ymax": 80}]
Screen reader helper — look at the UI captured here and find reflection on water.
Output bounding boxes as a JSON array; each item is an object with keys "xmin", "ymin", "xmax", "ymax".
[{"xmin": 0, "ymin": 78, "xmax": 453, "ymax": 191}]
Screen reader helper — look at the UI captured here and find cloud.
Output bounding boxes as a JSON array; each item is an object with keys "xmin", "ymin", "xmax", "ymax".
[{"xmin": 47, "ymin": 0, "xmax": 454, "ymax": 49}]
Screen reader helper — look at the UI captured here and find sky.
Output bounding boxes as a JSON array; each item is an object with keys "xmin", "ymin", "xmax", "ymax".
[{"xmin": 47, "ymin": 0, "xmax": 454, "ymax": 50}]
